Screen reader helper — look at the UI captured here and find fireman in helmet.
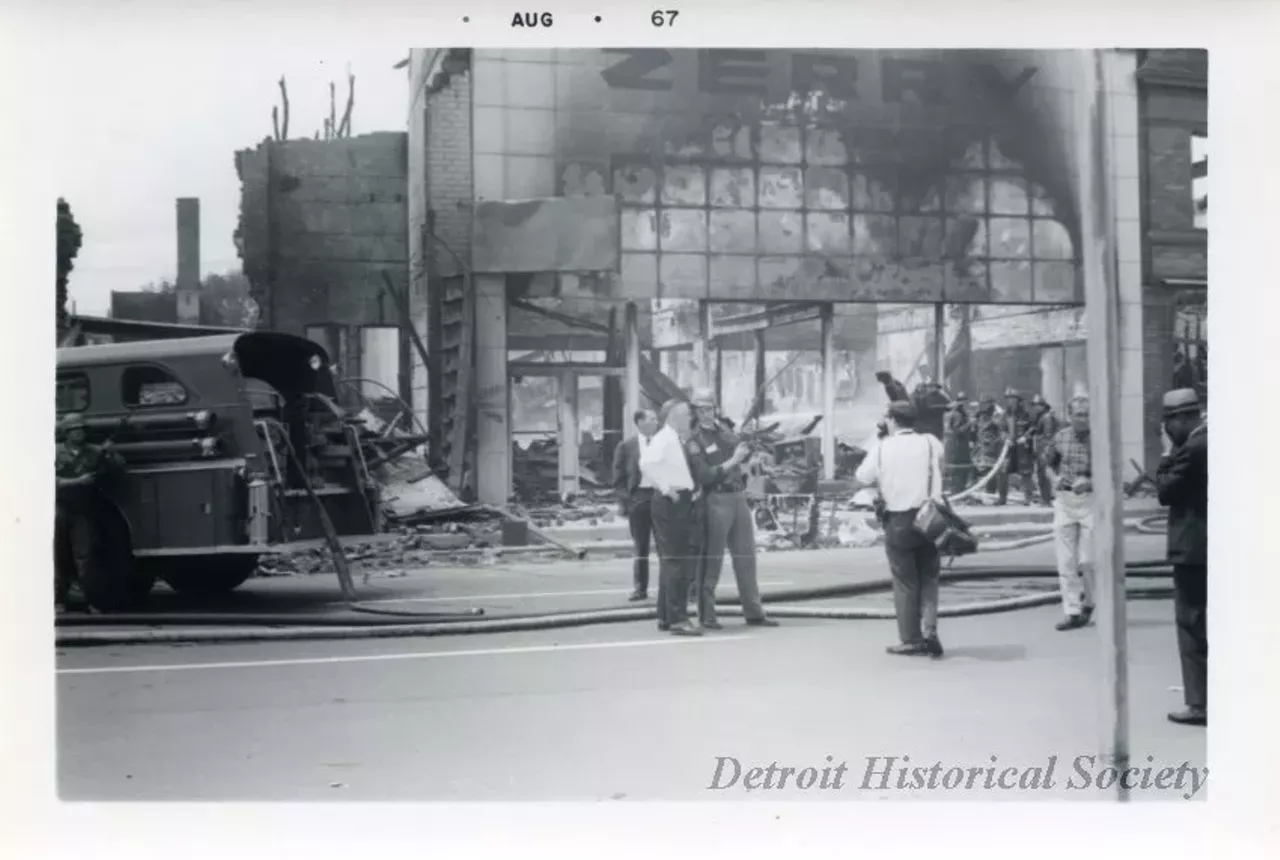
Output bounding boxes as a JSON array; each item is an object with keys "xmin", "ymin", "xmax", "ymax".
[{"xmin": 54, "ymin": 413, "xmax": 125, "ymax": 609}]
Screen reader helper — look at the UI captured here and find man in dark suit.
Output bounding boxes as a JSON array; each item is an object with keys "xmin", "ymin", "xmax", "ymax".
[
  {"xmin": 1158, "ymin": 388, "xmax": 1208, "ymax": 727},
  {"xmin": 613, "ymin": 408, "xmax": 662, "ymax": 601}
]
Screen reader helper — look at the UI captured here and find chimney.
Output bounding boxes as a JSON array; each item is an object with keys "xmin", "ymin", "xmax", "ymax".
[{"xmin": 175, "ymin": 198, "xmax": 201, "ymax": 325}]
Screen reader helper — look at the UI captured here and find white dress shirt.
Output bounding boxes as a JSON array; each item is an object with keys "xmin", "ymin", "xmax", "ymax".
[
  {"xmin": 636, "ymin": 434, "xmax": 657, "ymax": 489},
  {"xmin": 638, "ymin": 425, "xmax": 695, "ymax": 494},
  {"xmin": 855, "ymin": 429, "xmax": 945, "ymax": 512}
]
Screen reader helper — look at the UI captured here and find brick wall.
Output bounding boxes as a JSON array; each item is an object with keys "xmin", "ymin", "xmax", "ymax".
[
  {"xmin": 425, "ymin": 66, "xmax": 473, "ymax": 279},
  {"xmin": 236, "ymin": 133, "xmax": 409, "ymax": 341}
]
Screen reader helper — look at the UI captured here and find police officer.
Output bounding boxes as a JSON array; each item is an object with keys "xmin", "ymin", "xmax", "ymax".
[{"xmin": 686, "ymin": 389, "xmax": 778, "ymax": 630}]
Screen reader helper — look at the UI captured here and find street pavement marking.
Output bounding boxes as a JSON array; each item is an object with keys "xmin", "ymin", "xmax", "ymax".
[
  {"xmin": 347, "ymin": 579, "xmax": 795, "ymax": 606},
  {"xmin": 57, "ymin": 634, "xmax": 756, "ymax": 676}
]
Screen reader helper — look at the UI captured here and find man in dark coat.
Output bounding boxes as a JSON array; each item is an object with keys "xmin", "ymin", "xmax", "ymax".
[
  {"xmin": 1004, "ymin": 387, "xmax": 1041, "ymax": 506},
  {"xmin": 612, "ymin": 408, "xmax": 662, "ymax": 601},
  {"xmin": 1030, "ymin": 394, "xmax": 1060, "ymax": 504},
  {"xmin": 1158, "ymin": 388, "xmax": 1208, "ymax": 727},
  {"xmin": 55, "ymin": 412, "xmax": 125, "ymax": 608},
  {"xmin": 974, "ymin": 398, "xmax": 1008, "ymax": 502},
  {"xmin": 944, "ymin": 394, "xmax": 975, "ymax": 495}
]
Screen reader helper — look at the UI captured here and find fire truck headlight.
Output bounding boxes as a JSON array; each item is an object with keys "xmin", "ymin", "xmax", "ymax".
[{"xmin": 199, "ymin": 437, "xmax": 220, "ymax": 458}]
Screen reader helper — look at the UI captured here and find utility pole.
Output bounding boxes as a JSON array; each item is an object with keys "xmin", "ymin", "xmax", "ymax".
[{"xmin": 1078, "ymin": 49, "xmax": 1130, "ymax": 802}]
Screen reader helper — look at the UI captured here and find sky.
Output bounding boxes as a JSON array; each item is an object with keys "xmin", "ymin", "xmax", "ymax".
[{"xmin": 57, "ymin": 46, "xmax": 410, "ymax": 317}]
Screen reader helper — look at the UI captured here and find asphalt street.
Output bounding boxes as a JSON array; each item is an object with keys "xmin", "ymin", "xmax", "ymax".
[{"xmin": 56, "ymin": 535, "xmax": 1204, "ymax": 802}]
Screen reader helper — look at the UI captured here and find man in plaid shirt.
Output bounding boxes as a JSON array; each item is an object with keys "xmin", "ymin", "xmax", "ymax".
[{"xmin": 1041, "ymin": 395, "xmax": 1096, "ymax": 631}]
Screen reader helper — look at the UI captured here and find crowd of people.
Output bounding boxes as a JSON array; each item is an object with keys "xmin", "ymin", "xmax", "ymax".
[{"xmin": 614, "ymin": 376, "xmax": 1209, "ymax": 728}]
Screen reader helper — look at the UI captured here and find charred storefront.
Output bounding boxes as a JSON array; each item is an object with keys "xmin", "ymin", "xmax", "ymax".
[{"xmin": 406, "ymin": 49, "xmax": 1154, "ymax": 503}]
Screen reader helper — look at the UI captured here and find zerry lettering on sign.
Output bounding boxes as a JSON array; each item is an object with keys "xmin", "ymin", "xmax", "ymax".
[{"xmin": 600, "ymin": 49, "xmax": 1039, "ymax": 107}]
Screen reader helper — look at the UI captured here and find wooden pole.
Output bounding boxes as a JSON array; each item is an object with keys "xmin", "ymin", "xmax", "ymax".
[
  {"xmin": 753, "ymin": 329, "xmax": 767, "ymax": 418},
  {"xmin": 1078, "ymin": 49, "xmax": 1130, "ymax": 802},
  {"xmin": 820, "ymin": 303, "xmax": 836, "ymax": 481},
  {"xmin": 558, "ymin": 370, "xmax": 580, "ymax": 501},
  {"xmin": 932, "ymin": 301, "xmax": 946, "ymax": 383}
]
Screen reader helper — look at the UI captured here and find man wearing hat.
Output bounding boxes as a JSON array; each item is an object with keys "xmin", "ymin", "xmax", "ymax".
[
  {"xmin": 974, "ymin": 398, "xmax": 1008, "ymax": 502},
  {"xmin": 1030, "ymin": 394, "xmax": 1060, "ymax": 505},
  {"xmin": 1157, "ymin": 388, "xmax": 1208, "ymax": 726},
  {"xmin": 1041, "ymin": 396, "xmax": 1097, "ymax": 631},
  {"xmin": 54, "ymin": 413, "xmax": 125, "ymax": 608},
  {"xmin": 1003, "ymin": 387, "xmax": 1041, "ymax": 506},
  {"xmin": 874, "ymin": 368, "xmax": 910, "ymax": 404},
  {"xmin": 684, "ymin": 388, "xmax": 778, "ymax": 629},
  {"xmin": 911, "ymin": 373, "xmax": 952, "ymax": 442},
  {"xmin": 944, "ymin": 393, "xmax": 975, "ymax": 495},
  {"xmin": 855, "ymin": 400, "xmax": 946, "ymax": 657}
]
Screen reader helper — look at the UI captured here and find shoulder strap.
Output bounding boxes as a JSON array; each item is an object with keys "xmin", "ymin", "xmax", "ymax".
[{"xmin": 924, "ymin": 434, "xmax": 935, "ymax": 498}]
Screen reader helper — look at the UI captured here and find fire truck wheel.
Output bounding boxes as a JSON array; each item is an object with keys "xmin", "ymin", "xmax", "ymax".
[
  {"xmin": 161, "ymin": 558, "xmax": 258, "ymax": 597},
  {"xmin": 75, "ymin": 507, "xmax": 156, "ymax": 612}
]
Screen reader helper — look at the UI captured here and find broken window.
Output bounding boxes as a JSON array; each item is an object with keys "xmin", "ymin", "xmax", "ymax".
[
  {"xmin": 613, "ymin": 163, "xmax": 658, "ymax": 204},
  {"xmin": 660, "ymin": 209, "xmax": 709, "ymax": 252},
  {"xmin": 709, "ymin": 210, "xmax": 757, "ymax": 253},
  {"xmin": 709, "ymin": 167, "xmax": 755, "ymax": 208},
  {"xmin": 989, "ymin": 218, "xmax": 1032, "ymax": 258},
  {"xmin": 807, "ymin": 212, "xmax": 851, "ymax": 254},
  {"xmin": 758, "ymin": 123, "xmax": 803, "ymax": 164},
  {"xmin": 758, "ymin": 167, "xmax": 804, "ymax": 209},
  {"xmin": 621, "ymin": 208, "xmax": 659, "ymax": 251},
  {"xmin": 849, "ymin": 171, "xmax": 895, "ymax": 212},
  {"xmin": 660, "ymin": 164, "xmax": 707, "ymax": 206},
  {"xmin": 122, "ymin": 366, "xmax": 188, "ymax": 408},
  {"xmin": 989, "ymin": 177, "xmax": 1030, "ymax": 215},
  {"xmin": 758, "ymin": 210, "xmax": 804, "ymax": 254},
  {"xmin": 804, "ymin": 167, "xmax": 849, "ymax": 210}
]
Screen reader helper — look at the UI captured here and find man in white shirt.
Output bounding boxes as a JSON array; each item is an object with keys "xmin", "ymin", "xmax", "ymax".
[
  {"xmin": 612, "ymin": 408, "xmax": 662, "ymax": 601},
  {"xmin": 855, "ymin": 400, "xmax": 946, "ymax": 657},
  {"xmin": 638, "ymin": 399, "xmax": 702, "ymax": 636}
]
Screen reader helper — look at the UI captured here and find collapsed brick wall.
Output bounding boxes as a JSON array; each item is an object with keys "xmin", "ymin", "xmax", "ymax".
[
  {"xmin": 414, "ymin": 51, "xmax": 475, "ymax": 491},
  {"xmin": 235, "ymin": 133, "xmax": 410, "ymax": 344}
]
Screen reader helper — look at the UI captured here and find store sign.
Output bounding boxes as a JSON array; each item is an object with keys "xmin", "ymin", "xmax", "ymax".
[{"xmin": 600, "ymin": 49, "xmax": 1039, "ymax": 108}]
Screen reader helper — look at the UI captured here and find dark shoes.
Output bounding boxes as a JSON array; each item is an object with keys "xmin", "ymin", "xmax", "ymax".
[
  {"xmin": 886, "ymin": 637, "xmax": 944, "ymax": 658},
  {"xmin": 746, "ymin": 617, "xmax": 780, "ymax": 628},
  {"xmin": 628, "ymin": 591, "xmax": 648, "ymax": 602},
  {"xmin": 1168, "ymin": 707, "xmax": 1207, "ymax": 726},
  {"xmin": 1056, "ymin": 614, "xmax": 1089, "ymax": 631}
]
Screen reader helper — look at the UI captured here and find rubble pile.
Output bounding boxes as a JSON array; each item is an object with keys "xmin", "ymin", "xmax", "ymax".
[{"xmin": 511, "ymin": 438, "xmax": 610, "ymax": 503}]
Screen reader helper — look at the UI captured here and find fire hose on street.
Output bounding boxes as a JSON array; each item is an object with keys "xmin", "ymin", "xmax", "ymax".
[{"xmin": 54, "ymin": 431, "xmax": 1173, "ymax": 646}]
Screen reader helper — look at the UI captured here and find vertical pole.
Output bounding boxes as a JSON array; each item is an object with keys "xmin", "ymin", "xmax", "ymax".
[
  {"xmin": 693, "ymin": 300, "xmax": 712, "ymax": 391},
  {"xmin": 558, "ymin": 371, "xmax": 580, "ymax": 500},
  {"xmin": 932, "ymin": 301, "xmax": 946, "ymax": 384},
  {"xmin": 820, "ymin": 303, "xmax": 836, "ymax": 481},
  {"xmin": 474, "ymin": 274, "xmax": 509, "ymax": 505},
  {"xmin": 754, "ymin": 328, "xmax": 767, "ymax": 418},
  {"xmin": 714, "ymin": 345, "xmax": 724, "ymax": 407},
  {"xmin": 1079, "ymin": 49, "xmax": 1130, "ymax": 801},
  {"xmin": 625, "ymin": 302, "xmax": 641, "ymax": 428}
]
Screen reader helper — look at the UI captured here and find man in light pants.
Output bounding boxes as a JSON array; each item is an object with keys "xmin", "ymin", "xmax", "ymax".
[{"xmin": 1041, "ymin": 396, "xmax": 1096, "ymax": 631}]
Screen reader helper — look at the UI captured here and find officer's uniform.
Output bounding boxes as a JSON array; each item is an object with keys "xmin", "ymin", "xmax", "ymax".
[{"xmin": 684, "ymin": 421, "xmax": 771, "ymax": 626}]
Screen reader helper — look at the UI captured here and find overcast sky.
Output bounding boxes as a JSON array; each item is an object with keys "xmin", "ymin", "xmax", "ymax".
[{"xmin": 58, "ymin": 46, "xmax": 409, "ymax": 316}]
